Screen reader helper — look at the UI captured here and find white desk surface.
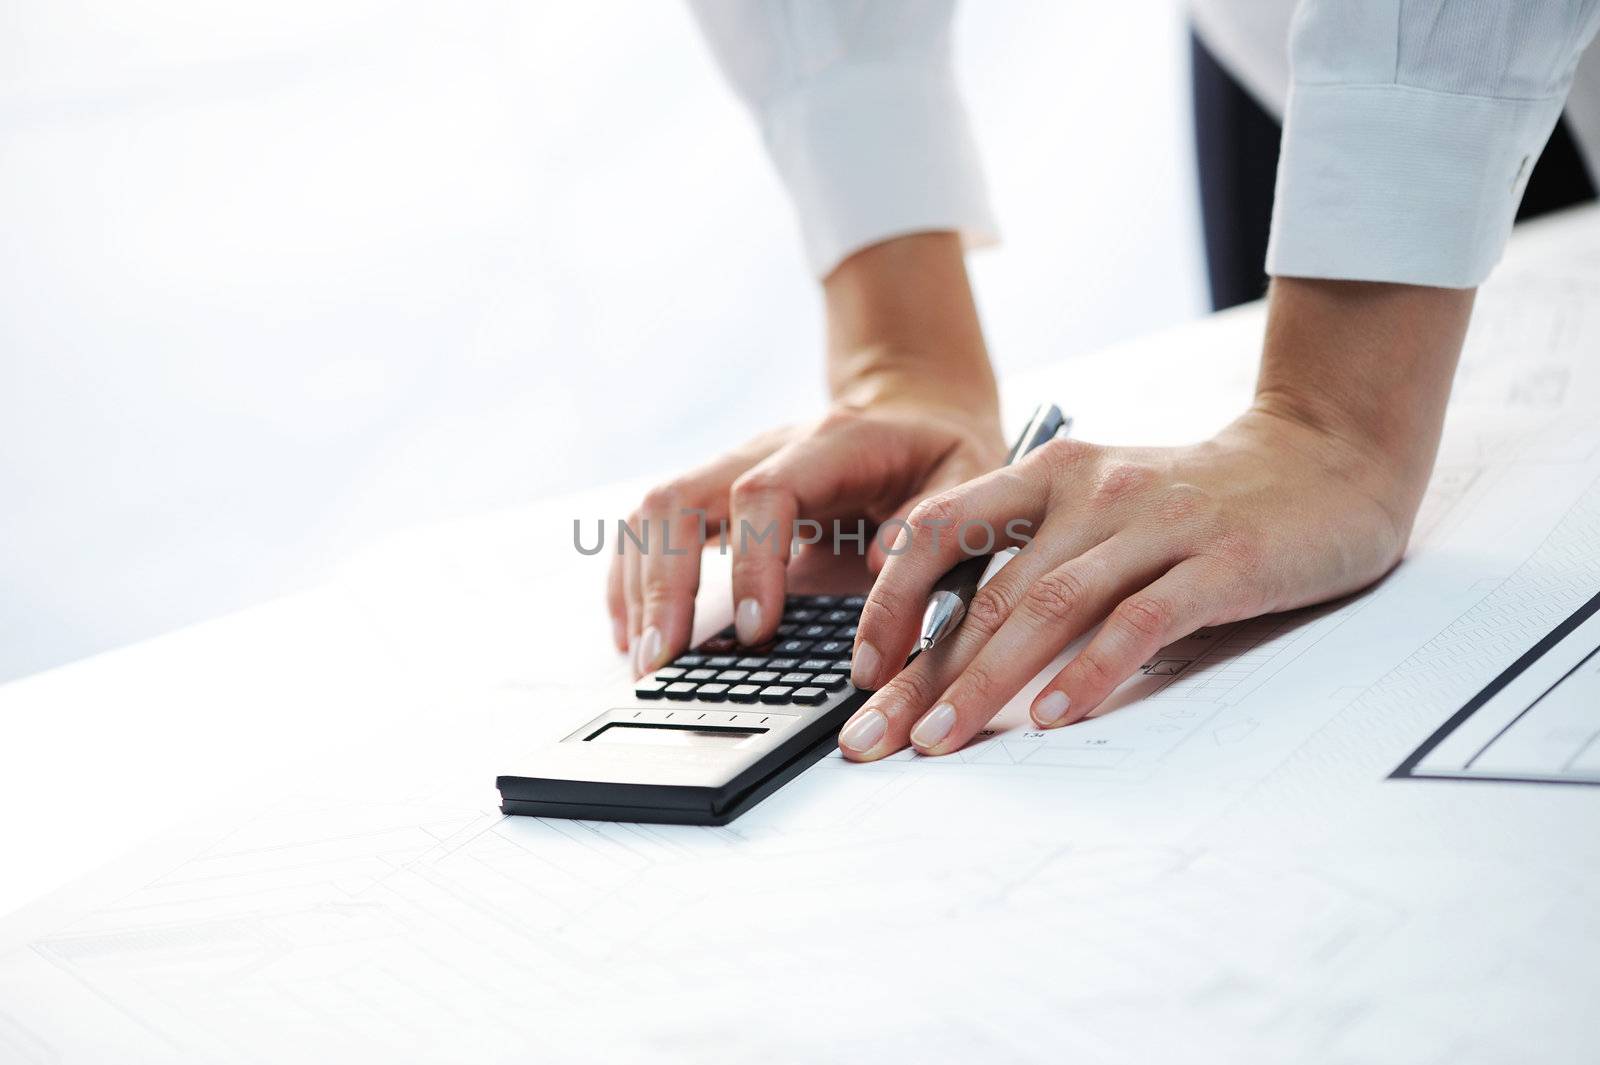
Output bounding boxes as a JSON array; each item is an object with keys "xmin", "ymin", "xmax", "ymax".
[{"xmin": 1, "ymin": 208, "xmax": 1598, "ymax": 1063}]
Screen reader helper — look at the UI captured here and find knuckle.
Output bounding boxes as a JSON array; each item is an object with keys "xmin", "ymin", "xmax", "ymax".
[
  {"xmin": 882, "ymin": 668, "xmax": 938, "ymax": 714},
  {"xmin": 955, "ymin": 659, "xmax": 1000, "ymax": 700},
  {"xmin": 1030, "ymin": 437, "xmax": 1090, "ymax": 478},
  {"xmin": 729, "ymin": 545, "xmax": 774, "ymax": 576},
  {"xmin": 639, "ymin": 481, "xmax": 685, "ymax": 515},
  {"xmin": 907, "ymin": 493, "xmax": 962, "ymax": 535},
  {"xmin": 1210, "ymin": 527, "xmax": 1263, "ymax": 572},
  {"xmin": 730, "ymin": 467, "xmax": 780, "ymax": 500},
  {"xmin": 1155, "ymin": 482, "xmax": 1213, "ymax": 526},
  {"xmin": 1089, "ymin": 461, "xmax": 1157, "ymax": 510},
  {"xmin": 964, "ymin": 584, "xmax": 1017, "ymax": 637},
  {"xmin": 1072, "ymin": 647, "xmax": 1118, "ymax": 690},
  {"xmin": 1115, "ymin": 594, "xmax": 1173, "ymax": 643},
  {"xmin": 640, "ymin": 581, "xmax": 678, "ymax": 609},
  {"xmin": 816, "ymin": 406, "xmax": 863, "ymax": 435},
  {"xmin": 855, "ymin": 594, "xmax": 899, "ymax": 636},
  {"xmin": 1022, "ymin": 568, "xmax": 1089, "ymax": 622}
]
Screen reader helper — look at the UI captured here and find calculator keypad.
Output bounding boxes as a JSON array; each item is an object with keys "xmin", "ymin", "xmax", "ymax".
[{"xmin": 640, "ymin": 594, "xmax": 863, "ymax": 707}]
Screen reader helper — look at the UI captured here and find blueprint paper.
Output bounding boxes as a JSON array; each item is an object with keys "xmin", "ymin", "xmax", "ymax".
[{"xmin": 2, "ymin": 213, "xmax": 1599, "ymax": 1062}]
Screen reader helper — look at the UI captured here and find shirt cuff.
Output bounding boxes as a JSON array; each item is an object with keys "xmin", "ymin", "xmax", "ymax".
[
  {"xmin": 1267, "ymin": 82, "xmax": 1567, "ymax": 288},
  {"xmin": 759, "ymin": 59, "xmax": 998, "ymax": 278}
]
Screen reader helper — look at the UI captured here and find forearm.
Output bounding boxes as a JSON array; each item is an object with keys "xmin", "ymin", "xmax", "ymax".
[
  {"xmin": 822, "ymin": 232, "xmax": 998, "ymax": 423},
  {"xmin": 1250, "ymin": 277, "xmax": 1476, "ymax": 514}
]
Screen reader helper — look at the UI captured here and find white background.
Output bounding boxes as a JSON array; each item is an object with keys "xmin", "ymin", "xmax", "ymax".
[{"xmin": 0, "ymin": 1, "xmax": 1203, "ymax": 683}]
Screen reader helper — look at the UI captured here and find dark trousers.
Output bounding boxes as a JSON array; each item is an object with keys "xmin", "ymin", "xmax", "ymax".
[{"xmin": 1190, "ymin": 31, "xmax": 1599, "ymax": 311}]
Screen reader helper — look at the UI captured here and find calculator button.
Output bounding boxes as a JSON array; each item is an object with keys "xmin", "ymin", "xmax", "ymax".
[
  {"xmin": 736, "ymin": 657, "xmax": 770, "ymax": 669},
  {"xmin": 813, "ymin": 640, "xmax": 849, "ymax": 656},
  {"xmin": 798, "ymin": 659, "xmax": 833, "ymax": 672},
  {"xmin": 696, "ymin": 683, "xmax": 730, "ymax": 702},
  {"xmin": 822, "ymin": 609, "xmax": 854, "ymax": 624},
  {"xmin": 779, "ymin": 672, "xmax": 813, "ymax": 685},
  {"xmin": 830, "ymin": 659, "xmax": 852, "ymax": 672},
  {"xmin": 774, "ymin": 639, "xmax": 812, "ymax": 655},
  {"xmin": 726, "ymin": 684, "xmax": 761, "ymax": 703},
  {"xmin": 715, "ymin": 669, "xmax": 750, "ymax": 682},
  {"xmin": 758, "ymin": 685, "xmax": 794, "ymax": 704},
  {"xmin": 799, "ymin": 624, "xmax": 831, "ymax": 640},
  {"xmin": 809, "ymin": 595, "xmax": 840, "ymax": 607},
  {"xmin": 786, "ymin": 608, "xmax": 818, "ymax": 622},
  {"xmin": 775, "ymin": 623, "xmax": 800, "ymax": 637},
  {"xmin": 842, "ymin": 595, "xmax": 866, "ymax": 608},
  {"xmin": 830, "ymin": 625, "xmax": 858, "ymax": 639},
  {"xmin": 705, "ymin": 656, "xmax": 738, "ymax": 668},
  {"xmin": 685, "ymin": 669, "xmax": 718, "ymax": 682},
  {"xmin": 672, "ymin": 655, "xmax": 706, "ymax": 669},
  {"xmin": 810, "ymin": 672, "xmax": 847, "ymax": 691},
  {"xmin": 747, "ymin": 670, "xmax": 781, "ymax": 684},
  {"xmin": 634, "ymin": 680, "xmax": 669, "ymax": 699},
  {"xmin": 664, "ymin": 682, "xmax": 698, "ymax": 700},
  {"xmin": 791, "ymin": 686, "xmax": 826, "ymax": 705},
  {"xmin": 653, "ymin": 667, "xmax": 687, "ymax": 681},
  {"xmin": 766, "ymin": 658, "xmax": 800, "ymax": 671}
]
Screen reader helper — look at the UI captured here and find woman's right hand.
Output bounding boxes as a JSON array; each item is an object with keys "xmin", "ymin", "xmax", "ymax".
[
  {"xmin": 606, "ymin": 231, "xmax": 1003, "ymax": 676},
  {"xmin": 607, "ymin": 389, "xmax": 1005, "ymax": 677}
]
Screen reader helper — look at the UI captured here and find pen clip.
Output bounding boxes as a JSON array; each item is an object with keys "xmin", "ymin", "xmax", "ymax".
[{"xmin": 1005, "ymin": 403, "xmax": 1069, "ymax": 464}]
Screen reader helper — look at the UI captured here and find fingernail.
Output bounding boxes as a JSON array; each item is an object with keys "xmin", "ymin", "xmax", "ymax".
[
  {"xmin": 851, "ymin": 641, "xmax": 881, "ymax": 689},
  {"xmin": 911, "ymin": 702, "xmax": 957, "ymax": 750},
  {"xmin": 735, "ymin": 597, "xmax": 763, "ymax": 645},
  {"xmin": 635, "ymin": 626, "xmax": 663, "ymax": 674},
  {"xmin": 838, "ymin": 709, "xmax": 887, "ymax": 753},
  {"xmin": 1034, "ymin": 689, "xmax": 1071, "ymax": 726},
  {"xmin": 611, "ymin": 616, "xmax": 627, "ymax": 651}
]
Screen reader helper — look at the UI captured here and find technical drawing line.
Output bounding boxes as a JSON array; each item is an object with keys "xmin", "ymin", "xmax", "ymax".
[{"xmin": 1393, "ymin": 587, "xmax": 1600, "ymax": 785}]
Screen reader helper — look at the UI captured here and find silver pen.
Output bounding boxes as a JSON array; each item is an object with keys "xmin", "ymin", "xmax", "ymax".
[{"xmin": 911, "ymin": 403, "xmax": 1071, "ymax": 659}]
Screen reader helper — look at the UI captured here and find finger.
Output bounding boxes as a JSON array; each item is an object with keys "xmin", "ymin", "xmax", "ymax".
[
  {"xmin": 851, "ymin": 465, "xmax": 1051, "ymax": 690},
  {"xmin": 1030, "ymin": 557, "xmax": 1223, "ymax": 727},
  {"xmin": 620, "ymin": 511, "xmax": 647, "ymax": 668},
  {"xmin": 906, "ymin": 530, "xmax": 1185, "ymax": 756},
  {"xmin": 836, "ymin": 526, "xmax": 1073, "ymax": 760},
  {"xmin": 633, "ymin": 485, "xmax": 712, "ymax": 675},
  {"xmin": 724, "ymin": 421, "xmax": 885, "ymax": 646},
  {"xmin": 619, "ymin": 437, "xmax": 787, "ymax": 671},
  {"xmin": 726, "ymin": 461, "xmax": 800, "ymax": 648},
  {"xmin": 605, "ymin": 548, "xmax": 628, "ymax": 653},
  {"xmin": 726, "ymin": 409, "xmax": 993, "ymax": 646}
]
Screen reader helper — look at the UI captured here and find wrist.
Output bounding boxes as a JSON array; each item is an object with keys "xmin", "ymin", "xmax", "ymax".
[
  {"xmin": 830, "ymin": 353, "xmax": 998, "ymax": 425},
  {"xmin": 1250, "ymin": 276, "xmax": 1474, "ymax": 495},
  {"xmin": 823, "ymin": 232, "xmax": 998, "ymax": 425}
]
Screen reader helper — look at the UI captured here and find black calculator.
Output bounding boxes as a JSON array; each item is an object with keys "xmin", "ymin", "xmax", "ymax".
[{"xmin": 498, "ymin": 594, "xmax": 869, "ymax": 825}]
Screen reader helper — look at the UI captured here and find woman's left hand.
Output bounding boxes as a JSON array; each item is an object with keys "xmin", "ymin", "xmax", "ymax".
[{"xmin": 837, "ymin": 277, "xmax": 1477, "ymax": 760}]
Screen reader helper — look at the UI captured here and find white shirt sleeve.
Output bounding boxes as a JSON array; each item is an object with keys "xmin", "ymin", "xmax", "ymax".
[
  {"xmin": 687, "ymin": 0, "xmax": 997, "ymax": 278},
  {"xmin": 1269, "ymin": 1, "xmax": 1600, "ymax": 288}
]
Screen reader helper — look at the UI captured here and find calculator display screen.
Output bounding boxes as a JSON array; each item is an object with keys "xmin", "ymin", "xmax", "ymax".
[{"xmin": 587, "ymin": 723, "xmax": 769, "ymax": 749}]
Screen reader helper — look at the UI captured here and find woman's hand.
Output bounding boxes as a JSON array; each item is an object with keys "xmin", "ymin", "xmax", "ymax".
[
  {"xmin": 607, "ymin": 397, "xmax": 1004, "ymax": 675},
  {"xmin": 606, "ymin": 232, "xmax": 1003, "ymax": 676},
  {"xmin": 838, "ymin": 277, "xmax": 1477, "ymax": 759}
]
